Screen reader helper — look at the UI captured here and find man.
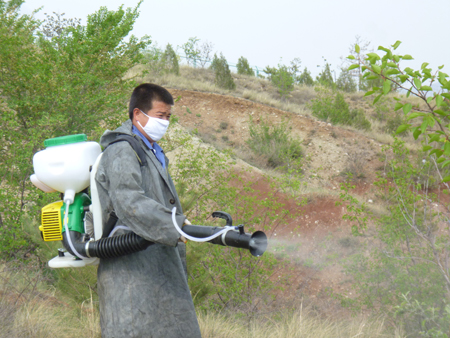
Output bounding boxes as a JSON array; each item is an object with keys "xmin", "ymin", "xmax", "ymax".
[{"xmin": 95, "ymin": 83, "xmax": 202, "ymax": 338}]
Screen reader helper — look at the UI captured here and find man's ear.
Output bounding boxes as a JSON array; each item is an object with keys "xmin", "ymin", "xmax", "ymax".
[{"xmin": 132, "ymin": 108, "xmax": 141, "ymax": 122}]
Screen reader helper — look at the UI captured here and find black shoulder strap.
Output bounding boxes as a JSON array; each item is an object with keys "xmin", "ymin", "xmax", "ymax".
[{"xmin": 105, "ymin": 134, "xmax": 147, "ymax": 167}]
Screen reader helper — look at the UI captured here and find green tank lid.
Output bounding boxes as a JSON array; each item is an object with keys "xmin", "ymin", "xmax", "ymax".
[{"xmin": 44, "ymin": 134, "xmax": 87, "ymax": 147}]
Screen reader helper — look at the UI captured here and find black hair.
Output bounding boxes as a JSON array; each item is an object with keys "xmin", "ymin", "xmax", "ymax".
[{"xmin": 128, "ymin": 83, "xmax": 174, "ymax": 120}]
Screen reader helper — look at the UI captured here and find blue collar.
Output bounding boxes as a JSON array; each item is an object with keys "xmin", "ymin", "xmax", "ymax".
[{"xmin": 132, "ymin": 125, "xmax": 166, "ymax": 169}]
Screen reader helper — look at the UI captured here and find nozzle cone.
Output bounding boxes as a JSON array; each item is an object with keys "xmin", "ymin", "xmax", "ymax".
[{"xmin": 249, "ymin": 231, "xmax": 268, "ymax": 257}]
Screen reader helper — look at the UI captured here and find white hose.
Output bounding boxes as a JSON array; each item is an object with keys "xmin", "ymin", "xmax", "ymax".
[
  {"xmin": 63, "ymin": 202, "xmax": 85, "ymax": 259},
  {"xmin": 171, "ymin": 207, "xmax": 235, "ymax": 242}
]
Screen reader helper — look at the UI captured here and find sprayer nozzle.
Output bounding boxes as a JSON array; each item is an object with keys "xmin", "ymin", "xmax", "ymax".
[{"xmin": 249, "ymin": 231, "xmax": 268, "ymax": 257}]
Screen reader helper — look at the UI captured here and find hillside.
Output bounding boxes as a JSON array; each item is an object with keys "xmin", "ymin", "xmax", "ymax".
[{"xmin": 160, "ymin": 83, "xmax": 388, "ymax": 314}]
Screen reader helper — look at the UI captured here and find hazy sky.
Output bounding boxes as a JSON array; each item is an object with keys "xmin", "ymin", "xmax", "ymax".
[{"xmin": 20, "ymin": 0, "xmax": 450, "ymax": 78}]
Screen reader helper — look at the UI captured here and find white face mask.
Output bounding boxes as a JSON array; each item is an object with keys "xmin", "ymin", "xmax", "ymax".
[{"xmin": 137, "ymin": 110, "xmax": 170, "ymax": 142}]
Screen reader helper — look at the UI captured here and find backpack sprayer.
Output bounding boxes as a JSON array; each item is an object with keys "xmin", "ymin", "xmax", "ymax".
[{"xmin": 30, "ymin": 134, "xmax": 268, "ymax": 268}]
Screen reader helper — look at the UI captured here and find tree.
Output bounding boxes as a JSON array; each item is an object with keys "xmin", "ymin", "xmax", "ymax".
[
  {"xmin": 316, "ymin": 62, "xmax": 335, "ymax": 88},
  {"xmin": 342, "ymin": 36, "xmax": 371, "ymax": 91},
  {"xmin": 198, "ymin": 40, "xmax": 214, "ymax": 68},
  {"xmin": 236, "ymin": 56, "xmax": 255, "ymax": 76},
  {"xmin": 161, "ymin": 43, "xmax": 179, "ymax": 75},
  {"xmin": 336, "ymin": 67, "xmax": 357, "ymax": 92},
  {"xmin": 210, "ymin": 53, "xmax": 235, "ymax": 90},
  {"xmin": 181, "ymin": 36, "xmax": 200, "ymax": 67},
  {"xmin": 298, "ymin": 67, "xmax": 314, "ymax": 86},
  {"xmin": 342, "ymin": 41, "xmax": 450, "ymax": 335},
  {"xmin": 0, "ymin": 0, "xmax": 150, "ymax": 258},
  {"xmin": 348, "ymin": 41, "xmax": 450, "ymax": 178},
  {"xmin": 264, "ymin": 58, "xmax": 301, "ymax": 100}
]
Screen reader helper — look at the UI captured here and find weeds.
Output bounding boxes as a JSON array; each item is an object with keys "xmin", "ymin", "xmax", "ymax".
[
  {"xmin": 310, "ymin": 87, "xmax": 371, "ymax": 130},
  {"xmin": 246, "ymin": 117, "xmax": 303, "ymax": 169}
]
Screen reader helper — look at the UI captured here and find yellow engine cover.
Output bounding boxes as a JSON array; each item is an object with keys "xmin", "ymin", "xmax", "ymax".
[{"xmin": 40, "ymin": 201, "xmax": 64, "ymax": 241}]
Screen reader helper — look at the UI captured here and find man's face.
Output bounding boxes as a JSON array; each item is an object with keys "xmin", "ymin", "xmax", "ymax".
[{"xmin": 133, "ymin": 101, "xmax": 172, "ymax": 143}]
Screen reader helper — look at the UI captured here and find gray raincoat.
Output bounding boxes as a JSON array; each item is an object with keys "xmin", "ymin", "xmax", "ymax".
[{"xmin": 95, "ymin": 120, "xmax": 202, "ymax": 338}]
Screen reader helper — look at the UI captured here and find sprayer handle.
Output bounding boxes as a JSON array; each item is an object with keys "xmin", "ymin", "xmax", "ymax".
[{"xmin": 211, "ymin": 211, "xmax": 233, "ymax": 226}]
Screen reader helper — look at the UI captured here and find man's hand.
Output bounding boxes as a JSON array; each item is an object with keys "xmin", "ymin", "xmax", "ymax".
[{"xmin": 178, "ymin": 218, "xmax": 191, "ymax": 243}]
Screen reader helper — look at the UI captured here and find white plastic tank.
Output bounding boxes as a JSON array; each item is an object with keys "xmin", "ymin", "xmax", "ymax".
[{"xmin": 32, "ymin": 134, "xmax": 102, "ymax": 203}]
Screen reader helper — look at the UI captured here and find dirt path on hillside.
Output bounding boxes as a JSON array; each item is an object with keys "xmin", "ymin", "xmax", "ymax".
[{"xmin": 169, "ymin": 88, "xmax": 382, "ymax": 314}]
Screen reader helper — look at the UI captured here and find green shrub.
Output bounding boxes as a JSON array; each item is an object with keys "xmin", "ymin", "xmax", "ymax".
[
  {"xmin": 336, "ymin": 67, "xmax": 357, "ymax": 92},
  {"xmin": 236, "ymin": 56, "xmax": 254, "ymax": 76},
  {"xmin": 246, "ymin": 117, "xmax": 303, "ymax": 169},
  {"xmin": 210, "ymin": 53, "xmax": 236, "ymax": 90},
  {"xmin": 161, "ymin": 43, "xmax": 179, "ymax": 75},
  {"xmin": 264, "ymin": 64, "xmax": 295, "ymax": 100},
  {"xmin": 298, "ymin": 67, "xmax": 314, "ymax": 86},
  {"xmin": 316, "ymin": 62, "xmax": 335, "ymax": 89},
  {"xmin": 0, "ymin": 2, "xmax": 149, "ymax": 259},
  {"xmin": 310, "ymin": 88, "xmax": 371, "ymax": 130}
]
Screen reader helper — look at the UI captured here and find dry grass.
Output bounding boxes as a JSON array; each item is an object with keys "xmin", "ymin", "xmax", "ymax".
[
  {"xmin": 198, "ymin": 307, "xmax": 405, "ymax": 338},
  {"xmin": 0, "ymin": 263, "xmax": 100, "ymax": 338}
]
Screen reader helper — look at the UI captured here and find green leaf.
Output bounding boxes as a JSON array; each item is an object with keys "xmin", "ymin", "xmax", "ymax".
[
  {"xmin": 355, "ymin": 44, "xmax": 360, "ymax": 54},
  {"xmin": 437, "ymin": 157, "xmax": 446, "ymax": 163},
  {"xmin": 443, "ymin": 176, "xmax": 450, "ymax": 182},
  {"xmin": 427, "ymin": 96, "xmax": 433, "ymax": 103},
  {"xmin": 442, "ymin": 93, "xmax": 450, "ymax": 100},
  {"xmin": 444, "ymin": 142, "xmax": 450, "ymax": 156},
  {"xmin": 421, "ymin": 85, "xmax": 432, "ymax": 91},
  {"xmin": 422, "ymin": 145, "xmax": 432, "ymax": 152},
  {"xmin": 441, "ymin": 160, "xmax": 450, "ymax": 168},
  {"xmin": 403, "ymin": 103, "xmax": 412, "ymax": 114},
  {"xmin": 436, "ymin": 95, "xmax": 443, "ymax": 107},
  {"xmin": 367, "ymin": 52, "xmax": 380, "ymax": 59},
  {"xmin": 378, "ymin": 46, "xmax": 390, "ymax": 53},
  {"xmin": 373, "ymin": 94, "xmax": 383, "ymax": 105},
  {"xmin": 413, "ymin": 78, "xmax": 422, "ymax": 89},
  {"xmin": 387, "ymin": 62, "xmax": 397, "ymax": 68},
  {"xmin": 394, "ymin": 102, "xmax": 404, "ymax": 111},
  {"xmin": 386, "ymin": 69, "xmax": 400, "ymax": 75},
  {"xmin": 439, "ymin": 65, "xmax": 445, "ymax": 70},
  {"xmin": 421, "ymin": 62, "xmax": 429, "ymax": 70},
  {"xmin": 396, "ymin": 124, "xmax": 409, "ymax": 134},
  {"xmin": 372, "ymin": 64, "xmax": 381, "ymax": 74},
  {"xmin": 364, "ymin": 90, "xmax": 375, "ymax": 97},
  {"xmin": 406, "ymin": 112, "xmax": 421, "ymax": 120},
  {"xmin": 399, "ymin": 75, "xmax": 409, "ymax": 83},
  {"xmin": 392, "ymin": 41, "xmax": 401, "ymax": 50},
  {"xmin": 402, "ymin": 54, "xmax": 414, "ymax": 60},
  {"xmin": 347, "ymin": 55, "xmax": 356, "ymax": 60},
  {"xmin": 348, "ymin": 64, "xmax": 360, "ymax": 71},
  {"xmin": 383, "ymin": 80, "xmax": 391, "ymax": 94},
  {"xmin": 435, "ymin": 109, "xmax": 448, "ymax": 116},
  {"xmin": 430, "ymin": 148, "xmax": 441, "ymax": 156},
  {"xmin": 430, "ymin": 134, "xmax": 441, "ymax": 142},
  {"xmin": 367, "ymin": 75, "xmax": 379, "ymax": 80},
  {"xmin": 393, "ymin": 55, "xmax": 400, "ymax": 62},
  {"xmin": 406, "ymin": 89, "xmax": 411, "ymax": 98},
  {"xmin": 413, "ymin": 127, "xmax": 421, "ymax": 139},
  {"xmin": 404, "ymin": 67, "xmax": 414, "ymax": 76}
]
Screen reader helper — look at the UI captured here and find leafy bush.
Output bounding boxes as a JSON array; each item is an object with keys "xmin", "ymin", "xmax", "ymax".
[
  {"xmin": 210, "ymin": 53, "xmax": 236, "ymax": 90},
  {"xmin": 161, "ymin": 43, "xmax": 179, "ymax": 75},
  {"xmin": 264, "ymin": 59, "xmax": 301, "ymax": 100},
  {"xmin": 181, "ymin": 36, "xmax": 200, "ymax": 66},
  {"xmin": 316, "ymin": 62, "xmax": 335, "ymax": 88},
  {"xmin": 338, "ymin": 139, "xmax": 450, "ymax": 334},
  {"xmin": 298, "ymin": 67, "xmax": 314, "ymax": 86},
  {"xmin": 336, "ymin": 67, "xmax": 357, "ymax": 92},
  {"xmin": 0, "ymin": 2, "xmax": 149, "ymax": 258},
  {"xmin": 310, "ymin": 87, "xmax": 371, "ymax": 130},
  {"xmin": 246, "ymin": 117, "xmax": 303, "ymax": 169},
  {"xmin": 236, "ymin": 56, "xmax": 255, "ymax": 76}
]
